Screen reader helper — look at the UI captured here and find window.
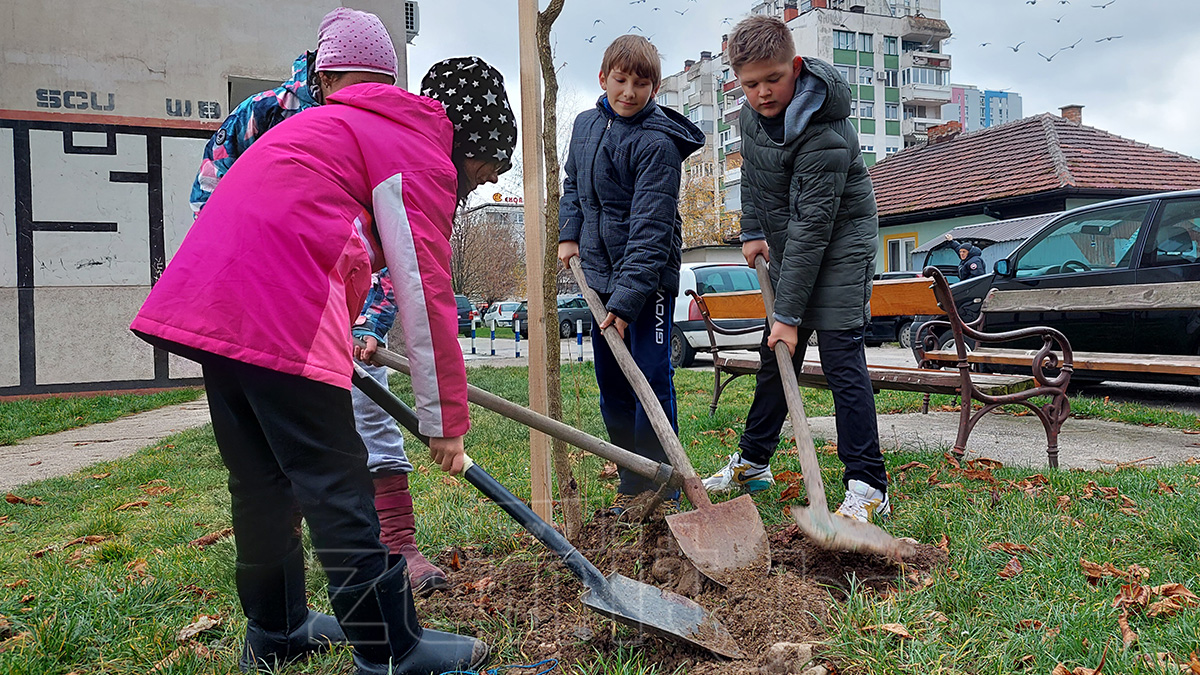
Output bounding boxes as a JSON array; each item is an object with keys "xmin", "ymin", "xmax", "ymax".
[
  {"xmin": 861, "ymin": 144, "xmax": 875, "ymax": 153},
  {"xmin": 907, "ymin": 67, "xmax": 947, "ymax": 86},
  {"xmin": 1014, "ymin": 204, "xmax": 1151, "ymax": 278},
  {"xmin": 858, "ymin": 68, "xmax": 874, "ymax": 85},
  {"xmin": 1150, "ymin": 199, "xmax": 1200, "ymax": 266},
  {"xmin": 885, "ymin": 103, "xmax": 899, "ymax": 120},
  {"xmin": 887, "ymin": 236, "xmax": 917, "ymax": 272},
  {"xmin": 835, "ymin": 30, "xmax": 856, "ymax": 50},
  {"xmin": 694, "ymin": 266, "xmax": 759, "ymax": 294},
  {"xmin": 882, "ymin": 68, "xmax": 898, "ymax": 87},
  {"xmin": 859, "ymin": 102, "xmax": 874, "ymax": 118},
  {"xmin": 885, "ymin": 146, "xmax": 900, "ymax": 154},
  {"xmin": 836, "ymin": 65, "xmax": 855, "ymax": 84},
  {"xmin": 884, "ymin": 36, "xmax": 899, "ymax": 55},
  {"xmin": 859, "ymin": 33, "xmax": 873, "ymax": 52}
]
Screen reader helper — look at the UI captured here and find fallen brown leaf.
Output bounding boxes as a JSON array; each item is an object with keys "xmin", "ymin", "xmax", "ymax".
[
  {"xmin": 943, "ymin": 452, "xmax": 961, "ymax": 468},
  {"xmin": 90, "ymin": 473, "xmax": 111, "ymax": 480},
  {"xmin": 126, "ymin": 558, "xmax": 149, "ymax": 576},
  {"xmin": 1051, "ymin": 664, "xmax": 1071, "ymax": 675},
  {"xmin": 597, "ymin": 463, "xmax": 618, "ymax": 480},
  {"xmin": 143, "ymin": 485, "xmax": 173, "ymax": 496},
  {"xmin": 969, "ymin": 458, "xmax": 1004, "ymax": 470},
  {"xmin": 151, "ymin": 641, "xmax": 213, "ymax": 672},
  {"xmin": 114, "ymin": 500, "xmax": 150, "ymax": 511},
  {"xmin": 19, "ymin": 595, "xmax": 34, "ymax": 604},
  {"xmin": 1014, "ymin": 619, "xmax": 1044, "ymax": 630},
  {"xmin": 0, "ymin": 631, "xmax": 31, "ymax": 654},
  {"xmin": 895, "ymin": 461, "xmax": 930, "ymax": 472},
  {"xmin": 0, "ymin": 614, "xmax": 11, "ymax": 639},
  {"xmin": 1155, "ymin": 480, "xmax": 1177, "ymax": 495},
  {"xmin": 189, "ymin": 528, "xmax": 233, "ymax": 549},
  {"xmin": 179, "ymin": 584, "xmax": 217, "ymax": 600},
  {"xmin": 778, "ymin": 482, "xmax": 802, "ymax": 502},
  {"xmin": 29, "ymin": 546, "xmax": 54, "ymax": 559},
  {"xmin": 999, "ymin": 555, "xmax": 1024, "ymax": 579},
  {"xmin": 64, "ymin": 535, "xmax": 112, "ymax": 549},
  {"xmin": 774, "ymin": 470, "xmax": 803, "ymax": 483},
  {"xmin": 987, "ymin": 542, "xmax": 1031, "ymax": 555},
  {"xmin": 1014, "ymin": 654, "xmax": 1035, "ymax": 668},
  {"xmin": 936, "ymin": 482, "xmax": 964, "ymax": 489},
  {"xmin": 468, "ymin": 576, "xmax": 494, "ymax": 593},
  {"xmin": 1117, "ymin": 610, "xmax": 1137, "ymax": 648},
  {"xmin": 175, "ymin": 615, "xmax": 220, "ymax": 642},
  {"xmin": 440, "ymin": 476, "xmax": 462, "ymax": 487},
  {"xmin": 3, "ymin": 580, "xmax": 28, "ymax": 590},
  {"xmin": 1188, "ymin": 652, "xmax": 1200, "ymax": 675},
  {"xmin": 4, "ymin": 493, "xmax": 44, "ymax": 506},
  {"xmin": 1056, "ymin": 495, "xmax": 1072, "ymax": 511},
  {"xmin": 926, "ymin": 610, "xmax": 949, "ymax": 624},
  {"xmin": 937, "ymin": 533, "xmax": 950, "ymax": 553},
  {"xmin": 0, "ymin": 516, "xmax": 8, "ymax": 526},
  {"xmin": 861, "ymin": 623, "xmax": 914, "ymax": 639}
]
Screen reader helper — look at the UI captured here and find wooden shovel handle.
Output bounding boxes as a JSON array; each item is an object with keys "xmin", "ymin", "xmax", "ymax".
[
  {"xmin": 567, "ymin": 256, "xmax": 712, "ymax": 509},
  {"xmin": 753, "ymin": 256, "xmax": 830, "ymax": 513}
]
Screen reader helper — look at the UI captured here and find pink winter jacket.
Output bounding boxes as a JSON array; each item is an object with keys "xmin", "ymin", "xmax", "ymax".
[{"xmin": 132, "ymin": 83, "xmax": 469, "ymax": 438}]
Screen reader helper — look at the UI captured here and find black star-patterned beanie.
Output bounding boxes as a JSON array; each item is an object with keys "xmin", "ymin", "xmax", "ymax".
[{"xmin": 421, "ymin": 57, "xmax": 518, "ymax": 174}]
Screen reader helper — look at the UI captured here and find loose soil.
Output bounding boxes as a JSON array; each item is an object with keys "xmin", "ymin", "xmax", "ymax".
[{"xmin": 420, "ymin": 507, "xmax": 947, "ymax": 674}]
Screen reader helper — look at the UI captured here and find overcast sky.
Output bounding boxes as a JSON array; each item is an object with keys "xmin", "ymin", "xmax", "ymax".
[{"xmin": 407, "ymin": 0, "xmax": 1200, "ymax": 189}]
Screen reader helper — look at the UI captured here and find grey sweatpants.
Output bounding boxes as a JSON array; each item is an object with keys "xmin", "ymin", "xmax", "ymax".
[{"xmin": 352, "ymin": 361, "xmax": 414, "ymax": 475}]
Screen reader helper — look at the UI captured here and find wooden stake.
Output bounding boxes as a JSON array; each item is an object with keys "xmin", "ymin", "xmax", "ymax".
[{"xmin": 518, "ymin": 0, "xmax": 553, "ymax": 523}]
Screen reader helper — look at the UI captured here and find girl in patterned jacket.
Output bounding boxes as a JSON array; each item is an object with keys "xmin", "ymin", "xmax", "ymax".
[{"xmin": 132, "ymin": 9, "xmax": 516, "ymax": 675}]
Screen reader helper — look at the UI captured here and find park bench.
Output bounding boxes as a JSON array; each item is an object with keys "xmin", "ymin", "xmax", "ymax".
[
  {"xmin": 917, "ymin": 270, "xmax": 1200, "ymax": 468},
  {"xmin": 686, "ymin": 288, "xmax": 1039, "ymax": 458}
]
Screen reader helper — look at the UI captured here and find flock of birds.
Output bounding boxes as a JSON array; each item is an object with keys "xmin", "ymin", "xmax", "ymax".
[
  {"xmin": 981, "ymin": 0, "xmax": 1124, "ymax": 62},
  {"xmin": 583, "ymin": 0, "xmax": 740, "ymax": 44}
]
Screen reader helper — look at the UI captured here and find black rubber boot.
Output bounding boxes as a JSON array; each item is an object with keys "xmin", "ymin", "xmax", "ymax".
[
  {"xmin": 236, "ymin": 545, "xmax": 347, "ymax": 672},
  {"xmin": 328, "ymin": 557, "xmax": 489, "ymax": 675}
]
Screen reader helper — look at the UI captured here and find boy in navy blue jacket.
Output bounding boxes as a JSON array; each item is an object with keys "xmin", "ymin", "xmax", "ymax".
[{"xmin": 558, "ymin": 35, "xmax": 705, "ymax": 513}]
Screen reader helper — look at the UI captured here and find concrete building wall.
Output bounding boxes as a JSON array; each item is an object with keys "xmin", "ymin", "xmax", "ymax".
[{"xmin": 1, "ymin": 0, "xmax": 411, "ymax": 396}]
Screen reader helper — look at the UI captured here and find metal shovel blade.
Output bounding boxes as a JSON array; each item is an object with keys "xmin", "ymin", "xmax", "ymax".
[
  {"xmin": 665, "ymin": 494, "xmax": 771, "ymax": 587},
  {"xmin": 790, "ymin": 506, "xmax": 917, "ymax": 561},
  {"xmin": 582, "ymin": 572, "xmax": 744, "ymax": 659}
]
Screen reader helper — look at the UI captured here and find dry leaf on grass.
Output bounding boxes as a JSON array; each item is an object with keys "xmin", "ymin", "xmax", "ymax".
[
  {"xmin": 969, "ymin": 457, "xmax": 1004, "ymax": 470},
  {"xmin": 1014, "ymin": 619, "xmax": 1044, "ymax": 630},
  {"xmin": 90, "ymin": 473, "xmax": 111, "ymax": 480},
  {"xmin": 1080, "ymin": 558, "xmax": 1151, "ymax": 585},
  {"xmin": 926, "ymin": 611, "xmax": 949, "ymax": 624},
  {"xmin": 0, "ymin": 631, "xmax": 31, "ymax": 654},
  {"xmin": 3, "ymin": 580, "xmax": 28, "ymax": 590},
  {"xmin": 188, "ymin": 528, "xmax": 233, "ymax": 549},
  {"xmin": 440, "ymin": 476, "xmax": 462, "ymax": 487},
  {"xmin": 1155, "ymin": 480, "xmax": 1177, "ymax": 495},
  {"xmin": 1056, "ymin": 495, "xmax": 1072, "ymax": 511},
  {"xmin": 467, "ymin": 576, "xmax": 494, "ymax": 593},
  {"xmin": 937, "ymin": 534, "xmax": 950, "ymax": 553},
  {"xmin": 896, "ymin": 461, "xmax": 931, "ymax": 472},
  {"xmin": 114, "ymin": 500, "xmax": 150, "ymax": 511},
  {"xmin": 861, "ymin": 623, "xmax": 914, "ymax": 639},
  {"xmin": 126, "ymin": 559, "xmax": 149, "ymax": 576},
  {"xmin": 179, "ymin": 584, "xmax": 217, "ymax": 600},
  {"xmin": 175, "ymin": 615, "xmax": 220, "ymax": 642},
  {"xmin": 4, "ymin": 493, "xmax": 44, "ymax": 506},
  {"xmin": 943, "ymin": 452, "xmax": 962, "ymax": 468},
  {"xmin": 19, "ymin": 595, "xmax": 34, "ymax": 604},
  {"xmin": 0, "ymin": 614, "xmax": 11, "ymax": 639},
  {"xmin": 1117, "ymin": 610, "xmax": 1137, "ymax": 648},
  {"xmin": 597, "ymin": 463, "xmax": 618, "ymax": 480},
  {"xmin": 774, "ymin": 470, "xmax": 803, "ymax": 483},
  {"xmin": 936, "ymin": 482, "xmax": 964, "ymax": 490},
  {"xmin": 999, "ymin": 556, "xmax": 1024, "ymax": 579},
  {"xmin": 986, "ymin": 542, "xmax": 1031, "ymax": 555},
  {"xmin": 142, "ymin": 485, "xmax": 173, "ymax": 496},
  {"xmin": 0, "ymin": 516, "xmax": 8, "ymax": 526},
  {"xmin": 151, "ymin": 641, "xmax": 213, "ymax": 672},
  {"xmin": 1188, "ymin": 652, "xmax": 1200, "ymax": 675},
  {"xmin": 778, "ymin": 482, "xmax": 802, "ymax": 502}
]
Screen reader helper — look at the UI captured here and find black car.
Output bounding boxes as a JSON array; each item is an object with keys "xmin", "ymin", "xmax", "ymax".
[
  {"xmin": 911, "ymin": 189, "xmax": 1200, "ymax": 385},
  {"xmin": 455, "ymin": 294, "xmax": 477, "ymax": 336},
  {"xmin": 513, "ymin": 296, "xmax": 595, "ymax": 338}
]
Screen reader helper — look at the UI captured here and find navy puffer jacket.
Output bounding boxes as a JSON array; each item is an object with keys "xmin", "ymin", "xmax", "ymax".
[{"xmin": 559, "ymin": 97, "xmax": 705, "ymax": 321}]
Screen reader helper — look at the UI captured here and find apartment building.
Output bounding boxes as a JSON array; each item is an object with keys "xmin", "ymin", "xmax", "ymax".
[{"xmin": 943, "ymin": 85, "xmax": 1024, "ymax": 132}]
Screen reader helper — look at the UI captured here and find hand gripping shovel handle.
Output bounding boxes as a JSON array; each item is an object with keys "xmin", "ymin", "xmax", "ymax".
[
  {"xmin": 350, "ymin": 365, "xmax": 621, "ymax": 608},
  {"xmin": 566, "ymin": 256, "xmax": 712, "ymax": 509},
  {"xmin": 359, "ymin": 342, "xmax": 681, "ymax": 493}
]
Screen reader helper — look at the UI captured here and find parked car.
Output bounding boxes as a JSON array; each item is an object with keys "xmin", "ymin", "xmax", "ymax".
[
  {"xmin": 513, "ymin": 296, "xmax": 595, "ymax": 338},
  {"xmin": 482, "ymin": 301, "xmax": 521, "ymax": 328},
  {"xmin": 910, "ymin": 189, "xmax": 1200, "ymax": 385},
  {"xmin": 671, "ymin": 262, "xmax": 765, "ymax": 368},
  {"xmin": 455, "ymin": 294, "xmax": 477, "ymax": 336},
  {"xmin": 865, "ymin": 268, "xmax": 960, "ymax": 348}
]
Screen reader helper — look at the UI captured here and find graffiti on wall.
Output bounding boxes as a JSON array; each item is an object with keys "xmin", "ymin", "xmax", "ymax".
[
  {"xmin": 166, "ymin": 99, "xmax": 222, "ymax": 119},
  {"xmin": 35, "ymin": 89, "xmax": 117, "ymax": 111},
  {"xmin": 0, "ymin": 114, "xmax": 212, "ymax": 395}
]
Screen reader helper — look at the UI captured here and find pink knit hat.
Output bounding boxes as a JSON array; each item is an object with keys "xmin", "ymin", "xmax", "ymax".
[{"xmin": 315, "ymin": 8, "xmax": 398, "ymax": 78}]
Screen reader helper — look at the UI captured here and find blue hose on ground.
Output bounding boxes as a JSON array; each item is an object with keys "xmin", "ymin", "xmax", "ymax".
[{"xmin": 440, "ymin": 658, "xmax": 558, "ymax": 675}]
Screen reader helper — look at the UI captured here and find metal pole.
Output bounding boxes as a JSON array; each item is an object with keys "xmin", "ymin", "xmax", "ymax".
[
  {"xmin": 471, "ymin": 318, "xmax": 477, "ymax": 354},
  {"xmin": 576, "ymin": 319, "xmax": 583, "ymax": 362},
  {"xmin": 514, "ymin": 319, "xmax": 522, "ymax": 358}
]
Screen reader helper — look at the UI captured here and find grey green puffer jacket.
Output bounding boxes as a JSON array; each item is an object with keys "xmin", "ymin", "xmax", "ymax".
[{"xmin": 739, "ymin": 57, "xmax": 878, "ymax": 330}]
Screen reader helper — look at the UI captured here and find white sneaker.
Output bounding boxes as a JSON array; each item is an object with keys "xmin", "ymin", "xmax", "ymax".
[
  {"xmin": 702, "ymin": 452, "xmax": 775, "ymax": 494},
  {"xmin": 835, "ymin": 479, "xmax": 891, "ymax": 523}
]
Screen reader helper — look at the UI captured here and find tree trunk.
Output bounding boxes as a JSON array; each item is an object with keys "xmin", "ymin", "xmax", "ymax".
[{"xmin": 536, "ymin": 0, "xmax": 581, "ymax": 542}]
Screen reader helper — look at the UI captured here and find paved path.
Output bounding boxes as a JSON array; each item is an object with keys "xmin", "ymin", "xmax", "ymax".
[{"xmin": 0, "ymin": 398, "xmax": 211, "ymax": 491}]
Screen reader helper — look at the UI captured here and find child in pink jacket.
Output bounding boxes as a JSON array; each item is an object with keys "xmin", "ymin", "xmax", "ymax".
[{"xmin": 132, "ymin": 10, "xmax": 516, "ymax": 675}]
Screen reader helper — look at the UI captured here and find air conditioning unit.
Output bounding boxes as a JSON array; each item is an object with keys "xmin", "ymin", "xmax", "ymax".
[{"xmin": 405, "ymin": 1, "xmax": 420, "ymax": 44}]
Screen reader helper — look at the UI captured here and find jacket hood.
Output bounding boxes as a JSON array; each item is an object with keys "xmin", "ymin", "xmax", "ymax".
[
  {"xmin": 327, "ymin": 83, "xmax": 451, "ymax": 144},
  {"xmin": 779, "ymin": 57, "xmax": 852, "ymax": 144},
  {"xmin": 283, "ymin": 52, "xmax": 320, "ymax": 109},
  {"xmin": 595, "ymin": 95, "xmax": 706, "ymax": 158}
]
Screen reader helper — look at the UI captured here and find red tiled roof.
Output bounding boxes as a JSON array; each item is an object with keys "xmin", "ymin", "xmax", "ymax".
[{"xmin": 868, "ymin": 114, "xmax": 1200, "ymax": 218}]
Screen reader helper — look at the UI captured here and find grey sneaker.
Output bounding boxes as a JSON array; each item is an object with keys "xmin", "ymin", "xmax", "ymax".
[
  {"xmin": 702, "ymin": 452, "xmax": 775, "ymax": 494},
  {"xmin": 835, "ymin": 479, "xmax": 891, "ymax": 523}
]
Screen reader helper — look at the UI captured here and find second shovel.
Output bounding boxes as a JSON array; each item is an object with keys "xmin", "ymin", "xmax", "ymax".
[{"xmin": 568, "ymin": 256, "xmax": 770, "ymax": 586}]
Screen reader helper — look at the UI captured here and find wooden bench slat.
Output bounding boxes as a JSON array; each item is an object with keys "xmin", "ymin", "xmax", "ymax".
[
  {"xmin": 923, "ymin": 348, "xmax": 1200, "ymax": 376},
  {"xmin": 982, "ymin": 281, "xmax": 1200, "ymax": 314}
]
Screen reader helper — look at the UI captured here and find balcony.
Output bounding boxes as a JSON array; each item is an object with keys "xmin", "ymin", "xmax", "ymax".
[
  {"xmin": 901, "ymin": 50, "xmax": 951, "ymax": 71},
  {"xmin": 724, "ymin": 166, "xmax": 742, "ymax": 184},
  {"xmin": 723, "ymin": 97, "xmax": 744, "ymax": 121},
  {"xmin": 901, "ymin": 83, "xmax": 952, "ymax": 105},
  {"xmin": 902, "ymin": 116, "xmax": 942, "ymax": 141},
  {"xmin": 902, "ymin": 15, "xmax": 951, "ymax": 43},
  {"xmin": 723, "ymin": 79, "xmax": 742, "ymax": 94},
  {"xmin": 724, "ymin": 137, "xmax": 742, "ymax": 154}
]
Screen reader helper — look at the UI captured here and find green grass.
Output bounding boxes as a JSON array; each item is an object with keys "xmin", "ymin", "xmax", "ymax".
[
  {"xmin": 0, "ymin": 388, "xmax": 205, "ymax": 445},
  {"xmin": 1, "ymin": 366, "xmax": 1198, "ymax": 674}
]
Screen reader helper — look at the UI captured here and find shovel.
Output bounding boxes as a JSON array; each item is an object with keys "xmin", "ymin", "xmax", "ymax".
[
  {"xmin": 752, "ymin": 256, "xmax": 915, "ymax": 561},
  {"xmin": 567, "ymin": 256, "xmax": 770, "ymax": 587},
  {"xmin": 350, "ymin": 366, "xmax": 743, "ymax": 659}
]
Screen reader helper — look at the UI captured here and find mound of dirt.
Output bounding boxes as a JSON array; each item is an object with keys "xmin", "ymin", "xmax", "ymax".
[{"xmin": 419, "ymin": 510, "xmax": 947, "ymax": 674}]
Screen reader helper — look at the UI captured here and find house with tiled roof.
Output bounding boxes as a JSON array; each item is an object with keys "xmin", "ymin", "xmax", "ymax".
[{"xmin": 866, "ymin": 105, "xmax": 1200, "ymax": 273}]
